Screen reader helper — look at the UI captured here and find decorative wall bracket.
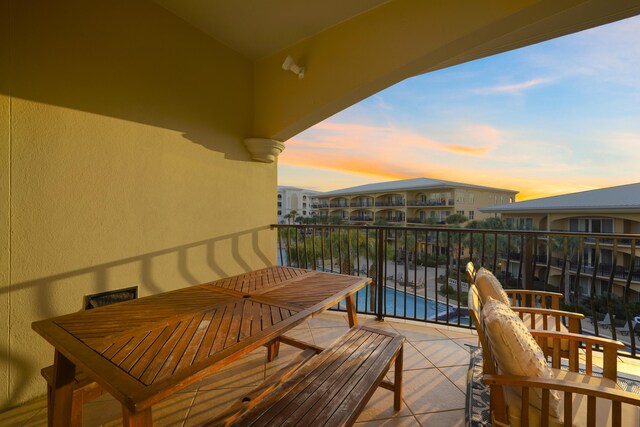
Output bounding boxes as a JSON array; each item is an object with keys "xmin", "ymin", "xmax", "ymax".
[{"xmin": 243, "ymin": 138, "xmax": 285, "ymax": 163}]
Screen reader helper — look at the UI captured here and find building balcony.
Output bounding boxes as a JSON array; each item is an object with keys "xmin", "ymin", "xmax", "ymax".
[
  {"xmin": 350, "ymin": 202, "xmax": 374, "ymax": 208},
  {"xmin": 350, "ymin": 216, "xmax": 373, "ymax": 222},
  {"xmin": 375, "ymin": 201, "xmax": 406, "ymax": 207},
  {"xmin": 406, "ymin": 200, "xmax": 448, "ymax": 207}
]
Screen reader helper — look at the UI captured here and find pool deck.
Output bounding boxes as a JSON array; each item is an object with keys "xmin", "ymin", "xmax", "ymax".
[{"xmin": 3, "ymin": 311, "xmax": 639, "ymax": 426}]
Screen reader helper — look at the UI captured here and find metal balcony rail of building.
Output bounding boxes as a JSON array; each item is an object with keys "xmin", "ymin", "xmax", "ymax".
[
  {"xmin": 375, "ymin": 201, "xmax": 406, "ymax": 207},
  {"xmin": 406, "ymin": 200, "xmax": 449, "ymax": 207},
  {"xmin": 273, "ymin": 223, "xmax": 640, "ymax": 359}
]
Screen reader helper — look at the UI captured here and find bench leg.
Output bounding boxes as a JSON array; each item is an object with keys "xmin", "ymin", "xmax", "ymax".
[
  {"xmin": 346, "ymin": 294, "xmax": 358, "ymax": 327},
  {"xmin": 394, "ymin": 346, "xmax": 403, "ymax": 411},
  {"xmin": 267, "ymin": 340, "xmax": 280, "ymax": 362}
]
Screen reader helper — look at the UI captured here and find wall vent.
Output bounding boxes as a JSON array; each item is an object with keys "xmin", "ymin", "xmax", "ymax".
[{"xmin": 83, "ymin": 286, "xmax": 138, "ymax": 310}]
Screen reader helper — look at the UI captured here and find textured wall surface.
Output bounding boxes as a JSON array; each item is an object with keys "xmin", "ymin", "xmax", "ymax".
[{"xmin": 1, "ymin": 1, "xmax": 277, "ymax": 410}]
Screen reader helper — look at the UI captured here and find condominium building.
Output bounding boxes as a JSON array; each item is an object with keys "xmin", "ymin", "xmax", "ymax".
[
  {"xmin": 317, "ymin": 177, "xmax": 517, "ymax": 226},
  {"xmin": 481, "ymin": 183, "xmax": 640, "ymax": 302},
  {"xmin": 277, "ymin": 186, "xmax": 320, "ymax": 223}
]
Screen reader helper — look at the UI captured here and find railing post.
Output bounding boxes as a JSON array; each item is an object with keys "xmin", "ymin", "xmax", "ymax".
[{"xmin": 376, "ymin": 227, "xmax": 385, "ymax": 320}]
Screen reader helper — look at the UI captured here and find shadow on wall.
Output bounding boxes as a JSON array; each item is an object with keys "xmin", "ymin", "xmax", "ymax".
[
  {"xmin": 3, "ymin": 225, "xmax": 273, "ymax": 407},
  {"xmin": 5, "ymin": 1, "xmax": 253, "ymax": 160},
  {"xmin": 8, "ymin": 226, "xmax": 273, "ymax": 321}
]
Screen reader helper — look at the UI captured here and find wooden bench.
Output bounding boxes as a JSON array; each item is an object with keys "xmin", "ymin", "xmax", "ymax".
[{"xmin": 209, "ymin": 325, "xmax": 404, "ymax": 426}]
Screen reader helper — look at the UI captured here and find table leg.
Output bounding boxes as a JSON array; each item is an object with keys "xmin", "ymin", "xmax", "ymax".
[
  {"xmin": 267, "ymin": 340, "xmax": 280, "ymax": 362},
  {"xmin": 123, "ymin": 406, "xmax": 152, "ymax": 427},
  {"xmin": 49, "ymin": 350, "xmax": 75, "ymax": 427},
  {"xmin": 394, "ymin": 346, "xmax": 403, "ymax": 411},
  {"xmin": 345, "ymin": 294, "xmax": 358, "ymax": 327}
]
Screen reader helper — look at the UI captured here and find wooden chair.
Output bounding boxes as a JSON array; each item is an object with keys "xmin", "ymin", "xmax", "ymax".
[
  {"xmin": 615, "ymin": 320, "xmax": 637, "ymax": 336},
  {"xmin": 597, "ymin": 313, "xmax": 614, "ymax": 329},
  {"xmin": 466, "ymin": 262, "xmax": 584, "ymax": 342},
  {"xmin": 469, "ymin": 287, "xmax": 640, "ymax": 427}
]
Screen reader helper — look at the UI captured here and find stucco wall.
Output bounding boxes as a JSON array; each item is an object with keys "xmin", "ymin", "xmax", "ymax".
[{"xmin": 0, "ymin": 1, "xmax": 277, "ymax": 409}]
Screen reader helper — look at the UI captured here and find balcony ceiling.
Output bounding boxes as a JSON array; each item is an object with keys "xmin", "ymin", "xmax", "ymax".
[
  {"xmin": 152, "ymin": 1, "xmax": 640, "ymax": 141},
  {"xmin": 152, "ymin": 0, "xmax": 391, "ymax": 59}
]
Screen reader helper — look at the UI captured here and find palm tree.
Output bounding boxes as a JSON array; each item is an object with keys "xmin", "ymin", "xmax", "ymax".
[{"xmin": 284, "ymin": 209, "xmax": 298, "ymax": 224}]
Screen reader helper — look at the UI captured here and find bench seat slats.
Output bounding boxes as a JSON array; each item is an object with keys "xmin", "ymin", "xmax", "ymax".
[{"xmin": 222, "ymin": 325, "xmax": 404, "ymax": 427}]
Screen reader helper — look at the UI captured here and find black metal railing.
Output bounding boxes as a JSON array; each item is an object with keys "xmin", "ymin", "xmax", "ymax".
[{"xmin": 274, "ymin": 224, "xmax": 640, "ymax": 358}]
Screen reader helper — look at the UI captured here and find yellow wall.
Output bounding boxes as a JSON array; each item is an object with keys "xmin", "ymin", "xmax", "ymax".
[{"xmin": 0, "ymin": 1, "xmax": 276, "ymax": 409}]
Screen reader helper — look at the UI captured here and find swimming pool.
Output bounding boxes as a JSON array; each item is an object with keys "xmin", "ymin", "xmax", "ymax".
[{"xmin": 335, "ymin": 286, "xmax": 469, "ymax": 325}]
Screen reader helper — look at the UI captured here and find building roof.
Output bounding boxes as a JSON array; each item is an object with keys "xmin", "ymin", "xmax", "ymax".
[
  {"xmin": 319, "ymin": 177, "xmax": 517, "ymax": 197},
  {"xmin": 481, "ymin": 182, "xmax": 640, "ymax": 213},
  {"xmin": 278, "ymin": 186, "xmax": 321, "ymax": 195}
]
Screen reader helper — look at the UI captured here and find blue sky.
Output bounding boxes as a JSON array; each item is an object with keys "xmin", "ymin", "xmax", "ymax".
[{"xmin": 278, "ymin": 15, "xmax": 640, "ymax": 201}]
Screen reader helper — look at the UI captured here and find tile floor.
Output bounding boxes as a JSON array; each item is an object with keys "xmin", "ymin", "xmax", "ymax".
[{"xmin": 2, "ymin": 311, "xmax": 639, "ymax": 426}]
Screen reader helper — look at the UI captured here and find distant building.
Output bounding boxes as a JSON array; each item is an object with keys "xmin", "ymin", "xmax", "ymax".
[
  {"xmin": 481, "ymin": 183, "xmax": 640, "ymax": 302},
  {"xmin": 317, "ymin": 177, "xmax": 517, "ymax": 226},
  {"xmin": 277, "ymin": 186, "xmax": 320, "ymax": 223}
]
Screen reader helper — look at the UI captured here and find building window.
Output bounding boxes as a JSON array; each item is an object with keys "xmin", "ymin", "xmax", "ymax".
[
  {"xmin": 469, "ymin": 210, "xmax": 475, "ymax": 220},
  {"xmin": 507, "ymin": 218, "xmax": 533, "ymax": 230},
  {"xmin": 468, "ymin": 193, "xmax": 475, "ymax": 204},
  {"xmin": 277, "ymin": 202, "xmax": 282, "ymax": 207},
  {"xmin": 278, "ymin": 194, "xmax": 282, "ymax": 199},
  {"xmin": 303, "ymin": 203, "xmax": 307, "ymax": 208},
  {"xmin": 277, "ymin": 210, "xmax": 281, "ymax": 215},
  {"xmin": 303, "ymin": 195, "xmax": 307, "ymax": 200},
  {"xmin": 303, "ymin": 210, "xmax": 306, "ymax": 215},
  {"xmin": 456, "ymin": 210, "xmax": 465, "ymax": 215},
  {"xmin": 456, "ymin": 192, "xmax": 465, "ymax": 203},
  {"xmin": 569, "ymin": 218, "xmax": 613, "ymax": 233}
]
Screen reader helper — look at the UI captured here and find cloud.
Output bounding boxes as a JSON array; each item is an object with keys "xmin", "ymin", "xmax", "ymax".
[{"xmin": 475, "ymin": 78, "xmax": 555, "ymax": 95}]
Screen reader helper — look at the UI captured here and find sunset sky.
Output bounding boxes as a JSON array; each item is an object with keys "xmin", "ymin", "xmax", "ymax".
[{"xmin": 278, "ymin": 15, "xmax": 640, "ymax": 201}]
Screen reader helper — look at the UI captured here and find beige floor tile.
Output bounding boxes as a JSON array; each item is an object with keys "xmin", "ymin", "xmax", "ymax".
[
  {"xmin": 149, "ymin": 391, "xmax": 197, "ymax": 427},
  {"xmin": 355, "ymin": 387, "xmax": 413, "ymax": 422},
  {"xmin": 388, "ymin": 323, "xmax": 448, "ymax": 342},
  {"xmin": 183, "ymin": 386, "xmax": 253, "ymax": 426},
  {"xmin": 439, "ymin": 365, "xmax": 469, "ymax": 393},
  {"xmin": 412, "ymin": 340, "xmax": 471, "ymax": 367},
  {"xmin": 453, "ymin": 337, "xmax": 480, "ymax": 351},
  {"xmin": 401, "ymin": 368, "xmax": 465, "ymax": 414},
  {"xmin": 309, "ymin": 325, "xmax": 351, "ymax": 348},
  {"xmin": 415, "ymin": 409, "xmax": 465, "ymax": 426},
  {"xmin": 20, "ymin": 409, "xmax": 47, "ymax": 427},
  {"xmin": 359, "ymin": 318, "xmax": 400, "ymax": 333},
  {"xmin": 264, "ymin": 345, "xmax": 308, "ymax": 378},
  {"xmin": 438, "ymin": 328, "xmax": 477, "ymax": 340},
  {"xmin": 355, "ymin": 415, "xmax": 419, "ymax": 426},
  {"xmin": 82, "ymin": 394, "xmax": 123, "ymax": 426},
  {"xmin": 388, "ymin": 342, "xmax": 433, "ymax": 372},
  {"xmin": 307, "ymin": 312, "xmax": 349, "ymax": 328},
  {"xmin": 92, "ymin": 391, "xmax": 197, "ymax": 427},
  {"xmin": 281, "ymin": 323, "xmax": 315, "ymax": 345},
  {"xmin": 0, "ymin": 396, "xmax": 47, "ymax": 426},
  {"xmin": 196, "ymin": 349, "xmax": 266, "ymax": 390}
]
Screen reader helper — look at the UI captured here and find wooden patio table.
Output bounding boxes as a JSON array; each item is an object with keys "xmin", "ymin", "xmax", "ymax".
[{"xmin": 32, "ymin": 266, "xmax": 371, "ymax": 427}]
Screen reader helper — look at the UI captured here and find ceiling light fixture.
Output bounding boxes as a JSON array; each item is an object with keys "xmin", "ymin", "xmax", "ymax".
[{"xmin": 282, "ymin": 55, "xmax": 305, "ymax": 79}]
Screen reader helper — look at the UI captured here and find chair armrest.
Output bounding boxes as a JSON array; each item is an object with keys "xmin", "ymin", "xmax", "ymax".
[
  {"xmin": 528, "ymin": 330, "xmax": 624, "ymax": 349},
  {"xmin": 484, "ymin": 374, "xmax": 640, "ymax": 406},
  {"xmin": 511, "ymin": 307, "xmax": 585, "ymax": 320},
  {"xmin": 529, "ymin": 330, "xmax": 623, "ymax": 378}
]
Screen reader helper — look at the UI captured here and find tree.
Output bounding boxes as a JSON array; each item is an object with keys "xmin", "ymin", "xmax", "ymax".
[
  {"xmin": 284, "ymin": 209, "xmax": 298, "ymax": 224},
  {"xmin": 445, "ymin": 213, "xmax": 468, "ymax": 225}
]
